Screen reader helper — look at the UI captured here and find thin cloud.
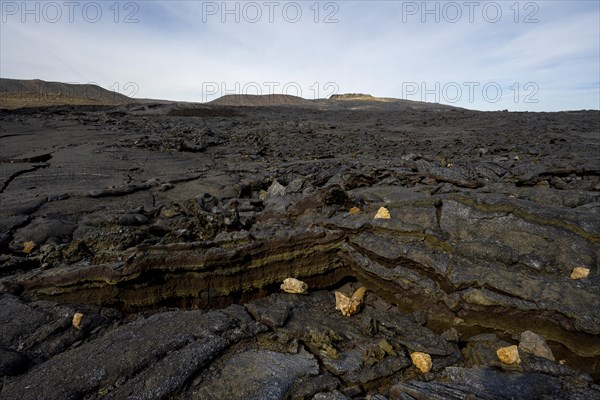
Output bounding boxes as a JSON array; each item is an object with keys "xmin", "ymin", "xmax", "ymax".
[{"xmin": 1, "ymin": 0, "xmax": 598, "ymax": 110}]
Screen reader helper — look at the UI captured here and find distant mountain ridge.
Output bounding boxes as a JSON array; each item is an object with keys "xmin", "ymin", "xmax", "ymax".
[
  {"xmin": 208, "ymin": 94, "xmax": 312, "ymax": 106},
  {"xmin": 207, "ymin": 93, "xmax": 461, "ymax": 111},
  {"xmin": 329, "ymin": 93, "xmax": 374, "ymax": 100},
  {"xmin": 0, "ymin": 78, "xmax": 133, "ymax": 108},
  {"xmin": 0, "ymin": 78, "xmax": 463, "ymax": 111}
]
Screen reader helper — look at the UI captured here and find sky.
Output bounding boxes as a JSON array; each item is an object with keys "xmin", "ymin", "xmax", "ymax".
[{"xmin": 1, "ymin": 0, "xmax": 599, "ymax": 111}]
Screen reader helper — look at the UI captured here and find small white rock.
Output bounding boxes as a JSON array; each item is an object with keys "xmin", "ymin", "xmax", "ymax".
[
  {"xmin": 410, "ymin": 352, "xmax": 433, "ymax": 373},
  {"xmin": 374, "ymin": 207, "xmax": 390, "ymax": 219},
  {"xmin": 570, "ymin": 267, "xmax": 590, "ymax": 280},
  {"xmin": 280, "ymin": 278, "xmax": 308, "ymax": 294},
  {"xmin": 335, "ymin": 287, "xmax": 367, "ymax": 317},
  {"xmin": 72, "ymin": 312, "xmax": 84, "ymax": 330},
  {"xmin": 266, "ymin": 180, "xmax": 286, "ymax": 198},
  {"xmin": 497, "ymin": 345, "xmax": 521, "ymax": 365}
]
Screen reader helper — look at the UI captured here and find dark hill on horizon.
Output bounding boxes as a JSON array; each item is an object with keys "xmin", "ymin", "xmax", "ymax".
[
  {"xmin": 208, "ymin": 92, "xmax": 462, "ymax": 111},
  {"xmin": 208, "ymin": 94, "xmax": 312, "ymax": 107},
  {"xmin": 323, "ymin": 93, "xmax": 461, "ymax": 111},
  {"xmin": 0, "ymin": 78, "xmax": 134, "ymax": 109},
  {"xmin": 1, "ymin": 78, "xmax": 462, "ymax": 111}
]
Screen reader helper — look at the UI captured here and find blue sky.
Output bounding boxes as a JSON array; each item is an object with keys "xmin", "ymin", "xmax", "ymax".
[{"xmin": 1, "ymin": 0, "xmax": 599, "ymax": 111}]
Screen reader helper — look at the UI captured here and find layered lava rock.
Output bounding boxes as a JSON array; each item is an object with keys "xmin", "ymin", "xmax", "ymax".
[{"xmin": 1, "ymin": 103, "xmax": 599, "ymax": 399}]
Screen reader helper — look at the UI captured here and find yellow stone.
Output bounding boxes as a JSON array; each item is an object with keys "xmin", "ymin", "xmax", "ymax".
[
  {"xmin": 496, "ymin": 345, "xmax": 521, "ymax": 365},
  {"xmin": 410, "ymin": 352, "xmax": 432, "ymax": 373},
  {"xmin": 374, "ymin": 207, "xmax": 390, "ymax": 219},
  {"xmin": 570, "ymin": 267, "xmax": 590, "ymax": 280},
  {"xmin": 72, "ymin": 312, "xmax": 84, "ymax": 330},
  {"xmin": 335, "ymin": 292, "xmax": 351, "ymax": 314},
  {"xmin": 23, "ymin": 241, "xmax": 36, "ymax": 254},
  {"xmin": 280, "ymin": 277, "xmax": 308, "ymax": 294},
  {"xmin": 349, "ymin": 207, "xmax": 361, "ymax": 215},
  {"xmin": 352, "ymin": 286, "xmax": 367, "ymax": 302},
  {"xmin": 335, "ymin": 287, "xmax": 367, "ymax": 317}
]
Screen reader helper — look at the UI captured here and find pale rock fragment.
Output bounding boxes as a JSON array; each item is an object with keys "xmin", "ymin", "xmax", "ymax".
[
  {"xmin": 496, "ymin": 345, "xmax": 521, "ymax": 365},
  {"xmin": 335, "ymin": 292, "xmax": 352, "ymax": 315},
  {"xmin": 570, "ymin": 267, "xmax": 590, "ymax": 280},
  {"xmin": 335, "ymin": 287, "xmax": 367, "ymax": 317},
  {"xmin": 374, "ymin": 207, "xmax": 390, "ymax": 219},
  {"xmin": 72, "ymin": 312, "xmax": 84, "ymax": 330},
  {"xmin": 349, "ymin": 207, "xmax": 361, "ymax": 215},
  {"xmin": 410, "ymin": 351, "xmax": 432, "ymax": 373},
  {"xmin": 23, "ymin": 241, "xmax": 36, "ymax": 254},
  {"xmin": 267, "ymin": 180, "xmax": 286, "ymax": 198},
  {"xmin": 280, "ymin": 278, "xmax": 308, "ymax": 294}
]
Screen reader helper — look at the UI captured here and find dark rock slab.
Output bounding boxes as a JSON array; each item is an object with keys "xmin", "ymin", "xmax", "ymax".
[
  {"xmin": 11, "ymin": 217, "xmax": 77, "ymax": 247},
  {"xmin": 101, "ymin": 336, "xmax": 229, "ymax": 400},
  {"xmin": 313, "ymin": 390, "xmax": 351, "ymax": 400},
  {"xmin": 1, "ymin": 103, "xmax": 600, "ymax": 398},
  {"xmin": 245, "ymin": 295, "xmax": 294, "ymax": 328},
  {"xmin": 286, "ymin": 373, "xmax": 340, "ymax": 399},
  {"xmin": 364, "ymin": 302, "xmax": 452, "ymax": 357},
  {"xmin": 0, "ymin": 294, "xmax": 118, "ymax": 367},
  {"xmin": 389, "ymin": 366, "xmax": 600, "ymax": 400},
  {"xmin": 191, "ymin": 348, "xmax": 319, "ymax": 399},
  {"xmin": 415, "ymin": 160, "xmax": 485, "ymax": 189},
  {"xmin": 0, "ymin": 347, "xmax": 28, "ymax": 376},
  {"xmin": 1, "ymin": 305, "xmax": 265, "ymax": 400}
]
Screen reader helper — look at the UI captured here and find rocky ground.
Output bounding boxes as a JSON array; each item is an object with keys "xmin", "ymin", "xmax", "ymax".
[{"xmin": 0, "ymin": 102, "xmax": 599, "ymax": 399}]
